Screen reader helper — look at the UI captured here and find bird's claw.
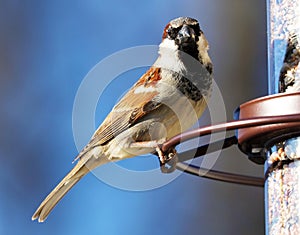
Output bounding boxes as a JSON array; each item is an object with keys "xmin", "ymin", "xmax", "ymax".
[{"xmin": 156, "ymin": 146, "xmax": 178, "ymax": 173}]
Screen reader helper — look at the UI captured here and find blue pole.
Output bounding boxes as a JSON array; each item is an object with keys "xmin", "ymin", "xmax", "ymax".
[{"xmin": 266, "ymin": 0, "xmax": 300, "ymax": 234}]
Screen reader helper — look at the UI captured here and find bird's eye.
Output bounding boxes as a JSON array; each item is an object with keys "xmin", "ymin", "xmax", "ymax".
[
  {"xmin": 190, "ymin": 24, "xmax": 201, "ymax": 37},
  {"xmin": 166, "ymin": 27, "xmax": 179, "ymax": 39},
  {"xmin": 166, "ymin": 28, "xmax": 172, "ymax": 37}
]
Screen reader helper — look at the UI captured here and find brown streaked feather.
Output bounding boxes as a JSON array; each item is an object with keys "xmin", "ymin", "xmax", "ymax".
[
  {"xmin": 74, "ymin": 67, "xmax": 162, "ymax": 161},
  {"xmin": 94, "ymin": 67, "xmax": 162, "ymax": 143},
  {"xmin": 135, "ymin": 67, "xmax": 161, "ymax": 87},
  {"xmin": 129, "ymin": 100, "xmax": 160, "ymax": 124}
]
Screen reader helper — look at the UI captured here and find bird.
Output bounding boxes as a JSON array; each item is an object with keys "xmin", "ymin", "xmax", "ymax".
[
  {"xmin": 32, "ymin": 16, "xmax": 213, "ymax": 222},
  {"xmin": 279, "ymin": 33, "xmax": 300, "ymax": 93}
]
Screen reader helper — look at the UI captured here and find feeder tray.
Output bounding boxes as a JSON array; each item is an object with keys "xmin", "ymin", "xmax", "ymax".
[{"xmin": 235, "ymin": 92, "xmax": 300, "ymax": 164}]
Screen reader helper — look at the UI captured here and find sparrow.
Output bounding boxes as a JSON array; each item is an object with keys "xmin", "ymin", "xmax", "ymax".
[
  {"xmin": 279, "ymin": 33, "xmax": 300, "ymax": 93},
  {"xmin": 32, "ymin": 16, "xmax": 213, "ymax": 222}
]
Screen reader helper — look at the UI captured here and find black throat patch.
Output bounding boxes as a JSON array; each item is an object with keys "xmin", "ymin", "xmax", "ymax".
[{"xmin": 178, "ymin": 39, "xmax": 199, "ymax": 62}]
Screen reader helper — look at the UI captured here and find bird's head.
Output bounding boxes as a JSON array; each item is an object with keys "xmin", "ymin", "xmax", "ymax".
[{"xmin": 159, "ymin": 17, "xmax": 212, "ymax": 73}]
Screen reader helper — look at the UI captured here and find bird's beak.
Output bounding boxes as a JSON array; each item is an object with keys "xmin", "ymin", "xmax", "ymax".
[{"xmin": 176, "ymin": 25, "xmax": 195, "ymax": 45}]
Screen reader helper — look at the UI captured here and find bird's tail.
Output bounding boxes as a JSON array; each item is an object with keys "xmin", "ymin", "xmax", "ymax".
[{"xmin": 32, "ymin": 160, "xmax": 90, "ymax": 222}]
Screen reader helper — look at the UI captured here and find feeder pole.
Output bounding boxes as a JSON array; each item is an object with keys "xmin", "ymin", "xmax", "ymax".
[{"xmin": 266, "ymin": 0, "xmax": 300, "ymax": 234}]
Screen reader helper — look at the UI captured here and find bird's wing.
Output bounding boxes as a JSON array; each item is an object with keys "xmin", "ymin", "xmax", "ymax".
[{"xmin": 74, "ymin": 67, "xmax": 162, "ymax": 161}]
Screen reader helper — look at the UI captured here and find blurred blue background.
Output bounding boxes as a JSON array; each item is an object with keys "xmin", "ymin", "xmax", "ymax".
[{"xmin": 0, "ymin": 0, "xmax": 267, "ymax": 234}]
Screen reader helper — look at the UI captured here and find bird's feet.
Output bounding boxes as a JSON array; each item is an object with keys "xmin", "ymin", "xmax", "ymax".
[
  {"xmin": 128, "ymin": 140, "xmax": 178, "ymax": 173},
  {"xmin": 156, "ymin": 146, "xmax": 178, "ymax": 173},
  {"xmin": 268, "ymin": 147, "xmax": 287, "ymax": 165}
]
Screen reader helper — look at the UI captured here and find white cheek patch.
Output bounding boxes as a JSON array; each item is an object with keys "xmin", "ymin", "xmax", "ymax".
[
  {"xmin": 159, "ymin": 38, "xmax": 178, "ymax": 51},
  {"xmin": 155, "ymin": 38, "xmax": 185, "ymax": 72},
  {"xmin": 133, "ymin": 86, "xmax": 157, "ymax": 94}
]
